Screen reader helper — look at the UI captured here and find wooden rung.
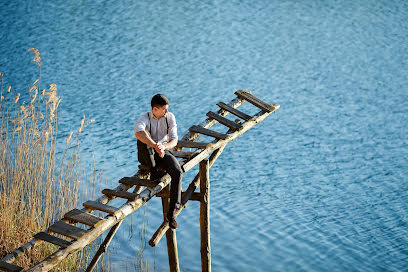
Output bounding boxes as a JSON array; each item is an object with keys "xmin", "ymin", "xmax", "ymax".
[
  {"xmin": 171, "ymin": 150, "xmax": 195, "ymax": 159},
  {"xmin": 34, "ymin": 232, "xmax": 72, "ymax": 248},
  {"xmin": 189, "ymin": 125, "xmax": 229, "ymax": 140},
  {"xmin": 102, "ymin": 189, "xmax": 138, "ymax": 200},
  {"xmin": 83, "ymin": 201, "xmax": 120, "ymax": 215},
  {"xmin": 176, "ymin": 140, "xmax": 209, "ymax": 149},
  {"xmin": 216, "ymin": 102, "xmax": 252, "ymax": 121},
  {"xmin": 119, "ymin": 177, "xmax": 157, "ymax": 188},
  {"xmin": 48, "ymin": 221, "xmax": 87, "ymax": 240},
  {"xmin": 235, "ymin": 90, "xmax": 275, "ymax": 112},
  {"xmin": 0, "ymin": 261, "xmax": 23, "ymax": 272},
  {"xmin": 64, "ymin": 209, "xmax": 104, "ymax": 228},
  {"xmin": 206, "ymin": 111, "xmax": 243, "ymax": 130}
]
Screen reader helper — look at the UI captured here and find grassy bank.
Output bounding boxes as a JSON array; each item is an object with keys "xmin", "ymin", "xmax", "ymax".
[{"xmin": 0, "ymin": 48, "xmax": 94, "ymax": 270}]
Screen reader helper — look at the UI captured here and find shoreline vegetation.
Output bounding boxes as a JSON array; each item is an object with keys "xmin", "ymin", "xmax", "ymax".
[{"xmin": 0, "ymin": 48, "xmax": 95, "ymax": 270}]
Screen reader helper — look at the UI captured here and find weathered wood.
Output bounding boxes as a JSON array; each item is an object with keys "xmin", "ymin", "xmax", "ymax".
[
  {"xmin": 156, "ymin": 191, "xmax": 203, "ymax": 202},
  {"xmin": 189, "ymin": 125, "xmax": 229, "ymax": 140},
  {"xmin": 26, "ymin": 174, "xmax": 172, "ymax": 272},
  {"xmin": 216, "ymin": 102, "xmax": 252, "ymax": 121},
  {"xmin": 181, "ymin": 96, "xmax": 245, "ymax": 142},
  {"xmin": 85, "ymin": 221, "xmax": 123, "ymax": 272},
  {"xmin": 82, "ymin": 201, "xmax": 121, "ymax": 216},
  {"xmin": 34, "ymin": 232, "xmax": 72, "ymax": 249},
  {"xmin": 161, "ymin": 185, "xmax": 180, "ymax": 272},
  {"xmin": 64, "ymin": 209, "xmax": 104, "ymax": 228},
  {"xmin": 206, "ymin": 111, "xmax": 243, "ymax": 131},
  {"xmin": 181, "ymin": 106, "xmax": 279, "ymax": 173},
  {"xmin": 235, "ymin": 90, "xmax": 276, "ymax": 113},
  {"xmin": 4, "ymin": 92, "xmax": 278, "ymax": 271},
  {"xmin": 1, "ymin": 169, "xmax": 151, "ymax": 266},
  {"xmin": 119, "ymin": 177, "xmax": 157, "ymax": 188},
  {"xmin": 176, "ymin": 140, "xmax": 209, "ymax": 149},
  {"xmin": 170, "ymin": 150, "xmax": 195, "ymax": 159},
  {"xmin": 200, "ymin": 159, "xmax": 211, "ymax": 272},
  {"xmin": 149, "ymin": 146, "xmax": 226, "ymax": 247},
  {"xmin": 102, "ymin": 189, "xmax": 138, "ymax": 201},
  {"xmin": 48, "ymin": 221, "xmax": 87, "ymax": 240},
  {"xmin": 0, "ymin": 261, "xmax": 23, "ymax": 272}
]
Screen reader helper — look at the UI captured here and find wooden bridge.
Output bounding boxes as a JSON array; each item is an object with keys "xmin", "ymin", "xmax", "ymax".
[{"xmin": 0, "ymin": 90, "xmax": 279, "ymax": 272}]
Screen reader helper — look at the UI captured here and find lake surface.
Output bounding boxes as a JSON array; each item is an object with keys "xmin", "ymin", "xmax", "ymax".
[{"xmin": 1, "ymin": 0, "xmax": 408, "ymax": 271}]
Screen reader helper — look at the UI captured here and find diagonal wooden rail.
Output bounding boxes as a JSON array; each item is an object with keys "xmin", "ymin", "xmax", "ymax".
[{"xmin": 0, "ymin": 90, "xmax": 279, "ymax": 272}]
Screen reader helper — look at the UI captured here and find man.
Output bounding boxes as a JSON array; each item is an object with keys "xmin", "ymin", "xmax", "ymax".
[{"xmin": 134, "ymin": 94, "xmax": 182, "ymax": 229}]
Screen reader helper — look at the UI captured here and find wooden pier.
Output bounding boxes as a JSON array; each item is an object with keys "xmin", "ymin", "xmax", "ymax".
[{"xmin": 0, "ymin": 90, "xmax": 279, "ymax": 272}]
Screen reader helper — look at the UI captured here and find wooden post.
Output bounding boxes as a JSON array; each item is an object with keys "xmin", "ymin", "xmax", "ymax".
[
  {"xmin": 200, "ymin": 159, "xmax": 211, "ymax": 272},
  {"xmin": 161, "ymin": 185, "xmax": 180, "ymax": 272},
  {"xmin": 85, "ymin": 220, "xmax": 123, "ymax": 272}
]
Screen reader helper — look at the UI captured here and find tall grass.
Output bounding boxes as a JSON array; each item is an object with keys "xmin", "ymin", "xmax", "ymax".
[{"xmin": 0, "ymin": 48, "xmax": 93, "ymax": 269}]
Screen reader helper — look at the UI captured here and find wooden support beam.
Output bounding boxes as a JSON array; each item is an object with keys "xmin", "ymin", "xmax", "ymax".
[
  {"xmin": 216, "ymin": 102, "xmax": 252, "ymax": 121},
  {"xmin": 85, "ymin": 221, "xmax": 123, "ymax": 272},
  {"xmin": 206, "ymin": 111, "xmax": 243, "ymax": 131},
  {"xmin": 200, "ymin": 159, "xmax": 211, "ymax": 272},
  {"xmin": 189, "ymin": 125, "xmax": 229, "ymax": 140},
  {"xmin": 156, "ymin": 191, "xmax": 203, "ymax": 202},
  {"xmin": 161, "ymin": 185, "xmax": 180, "ymax": 272},
  {"xmin": 34, "ymin": 232, "xmax": 72, "ymax": 249},
  {"xmin": 48, "ymin": 221, "xmax": 87, "ymax": 240},
  {"xmin": 235, "ymin": 90, "xmax": 276, "ymax": 113},
  {"xmin": 149, "ymin": 146, "xmax": 226, "ymax": 247},
  {"xmin": 0, "ymin": 261, "xmax": 23, "ymax": 272},
  {"xmin": 64, "ymin": 209, "xmax": 104, "ymax": 228}
]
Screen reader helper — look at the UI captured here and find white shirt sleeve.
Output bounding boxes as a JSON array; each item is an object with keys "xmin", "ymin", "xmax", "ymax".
[
  {"xmin": 167, "ymin": 112, "xmax": 178, "ymax": 141},
  {"xmin": 134, "ymin": 113, "xmax": 149, "ymax": 135}
]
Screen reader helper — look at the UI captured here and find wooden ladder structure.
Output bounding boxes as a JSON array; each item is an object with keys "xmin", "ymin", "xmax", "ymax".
[{"xmin": 0, "ymin": 90, "xmax": 279, "ymax": 272}]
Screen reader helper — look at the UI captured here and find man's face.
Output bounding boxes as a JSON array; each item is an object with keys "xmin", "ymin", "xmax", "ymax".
[{"xmin": 153, "ymin": 104, "xmax": 168, "ymax": 118}]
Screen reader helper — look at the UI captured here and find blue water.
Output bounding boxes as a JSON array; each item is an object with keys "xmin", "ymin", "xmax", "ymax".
[{"xmin": 1, "ymin": 0, "xmax": 408, "ymax": 271}]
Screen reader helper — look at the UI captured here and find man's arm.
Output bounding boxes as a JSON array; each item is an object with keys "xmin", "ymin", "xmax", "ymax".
[
  {"xmin": 135, "ymin": 130, "xmax": 165, "ymax": 157},
  {"xmin": 162, "ymin": 139, "xmax": 177, "ymax": 150},
  {"xmin": 135, "ymin": 130, "xmax": 156, "ymax": 148}
]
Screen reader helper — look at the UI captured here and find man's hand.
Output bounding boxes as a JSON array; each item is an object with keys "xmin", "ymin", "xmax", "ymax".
[{"xmin": 155, "ymin": 143, "xmax": 165, "ymax": 158}]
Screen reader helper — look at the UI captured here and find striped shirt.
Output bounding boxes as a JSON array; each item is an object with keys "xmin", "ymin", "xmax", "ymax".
[{"xmin": 134, "ymin": 112, "xmax": 178, "ymax": 144}]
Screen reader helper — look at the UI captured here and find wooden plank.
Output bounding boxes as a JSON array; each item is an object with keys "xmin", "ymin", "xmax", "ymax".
[
  {"xmin": 176, "ymin": 140, "xmax": 209, "ymax": 149},
  {"xmin": 34, "ymin": 232, "xmax": 72, "ymax": 248},
  {"xmin": 171, "ymin": 150, "xmax": 195, "ymax": 159},
  {"xmin": 206, "ymin": 111, "xmax": 243, "ymax": 130},
  {"xmin": 64, "ymin": 209, "xmax": 104, "ymax": 228},
  {"xmin": 48, "ymin": 221, "xmax": 87, "ymax": 240},
  {"xmin": 119, "ymin": 177, "xmax": 157, "ymax": 188},
  {"xmin": 216, "ymin": 102, "xmax": 252, "ymax": 121},
  {"xmin": 0, "ymin": 261, "xmax": 23, "ymax": 272},
  {"xmin": 189, "ymin": 125, "xmax": 229, "ymax": 140},
  {"xmin": 82, "ymin": 201, "xmax": 120, "ymax": 215},
  {"xmin": 235, "ymin": 90, "xmax": 275, "ymax": 112},
  {"xmin": 102, "ymin": 189, "xmax": 138, "ymax": 200}
]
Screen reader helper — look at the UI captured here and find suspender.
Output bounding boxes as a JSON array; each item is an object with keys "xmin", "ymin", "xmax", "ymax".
[{"xmin": 148, "ymin": 112, "xmax": 169, "ymax": 138}]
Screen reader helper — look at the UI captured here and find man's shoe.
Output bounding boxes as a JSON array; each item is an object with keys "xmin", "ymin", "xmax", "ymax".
[{"xmin": 169, "ymin": 219, "xmax": 178, "ymax": 229}]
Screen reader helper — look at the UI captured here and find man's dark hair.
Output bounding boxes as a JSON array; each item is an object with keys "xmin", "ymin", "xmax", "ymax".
[{"xmin": 151, "ymin": 94, "xmax": 170, "ymax": 108}]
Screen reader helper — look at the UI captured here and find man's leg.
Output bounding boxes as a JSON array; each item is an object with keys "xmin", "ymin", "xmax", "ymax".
[{"xmin": 155, "ymin": 150, "xmax": 183, "ymax": 228}]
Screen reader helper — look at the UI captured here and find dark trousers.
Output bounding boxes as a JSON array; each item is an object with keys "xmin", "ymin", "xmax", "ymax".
[{"xmin": 153, "ymin": 150, "xmax": 183, "ymax": 219}]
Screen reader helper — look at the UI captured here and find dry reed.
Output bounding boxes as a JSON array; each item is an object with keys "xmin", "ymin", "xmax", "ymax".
[{"xmin": 0, "ymin": 49, "xmax": 93, "ymax": 270}]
